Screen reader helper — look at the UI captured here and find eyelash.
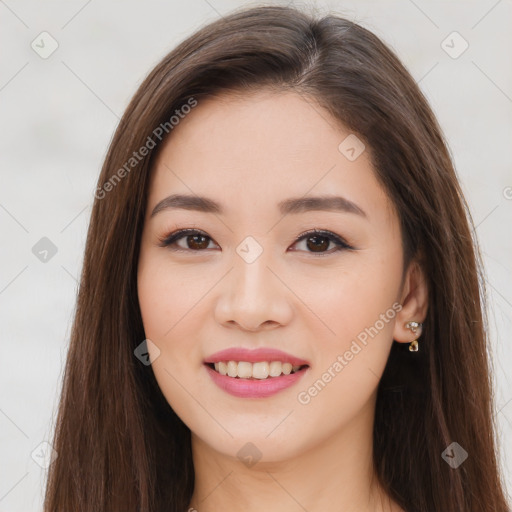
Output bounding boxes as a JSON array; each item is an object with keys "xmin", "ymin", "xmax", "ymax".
[{"xmin": 157, "ymin": 228, "xmax": 355, "ymax": 255}]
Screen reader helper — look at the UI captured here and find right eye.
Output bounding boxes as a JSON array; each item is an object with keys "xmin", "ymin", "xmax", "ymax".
[{"xmin": 158, "ymin": 229, "xmax": 219, "ymax": 252}]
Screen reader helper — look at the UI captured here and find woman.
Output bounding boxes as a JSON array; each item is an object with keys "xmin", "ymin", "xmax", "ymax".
[{"xmin": 43, "ymin": 4, "xmax": 511, "ymax": 512}]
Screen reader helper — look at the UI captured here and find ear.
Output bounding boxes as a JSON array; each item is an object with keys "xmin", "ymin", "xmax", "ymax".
[{"xmin": 393, "ymin": 259, "xmax": 429, "ymax": 344}]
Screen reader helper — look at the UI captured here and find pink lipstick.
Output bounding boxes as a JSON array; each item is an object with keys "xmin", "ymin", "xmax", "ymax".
[{"xmin": 204, "ymin": 347, "xmax": 310, "ymax": 398}]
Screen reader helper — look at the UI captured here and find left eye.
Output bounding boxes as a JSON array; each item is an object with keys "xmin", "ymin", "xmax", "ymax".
[
  {"xmin": 158, "ymin": 228, "xmax": 353, "ymax": 254},
  {"xmin": 291, "ymin": 229, "xmax": 352, "ymax": 254}
]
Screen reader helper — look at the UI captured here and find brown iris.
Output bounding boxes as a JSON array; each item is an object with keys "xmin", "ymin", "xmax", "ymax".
[
  {"xmin": 186, "ymin": 234, "xmax": 210, "ymax": 250},
  {"xmin": 305, "ymin": 234, "xmax": 330, "ymax": 252}
]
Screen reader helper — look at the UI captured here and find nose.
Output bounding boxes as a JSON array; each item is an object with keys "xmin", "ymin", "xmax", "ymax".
[{"xmin": 214, "ymin": 247, "xmax": 293, "ymax": 332}]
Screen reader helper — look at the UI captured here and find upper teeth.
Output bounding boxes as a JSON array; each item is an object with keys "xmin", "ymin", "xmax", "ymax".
[{"xmin": 213, "ymin": 361, "xmax": 302, "ymax": 379}]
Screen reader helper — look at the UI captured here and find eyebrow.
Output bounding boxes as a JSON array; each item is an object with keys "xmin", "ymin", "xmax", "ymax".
[{"xmin": 150, "ymin": 194, "xmax": 367, "ymax": 218}]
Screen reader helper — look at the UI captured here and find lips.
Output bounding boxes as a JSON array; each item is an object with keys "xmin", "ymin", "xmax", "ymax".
[
  {"xmin": 203, "ymin": 347, "xmax": 310, "ymax": 398},
  {"xmin": 204, "ymin": 362, "xmax": 310, "ymax": 398},
  {"xmin": 204, "ymin": 347, "xmax": 310, "ymax": 367}
]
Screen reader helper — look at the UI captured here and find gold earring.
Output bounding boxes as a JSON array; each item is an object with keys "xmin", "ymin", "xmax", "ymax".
[{"xmin": 405, "ymin": 321, "xmax": 422, "ymax": 352}]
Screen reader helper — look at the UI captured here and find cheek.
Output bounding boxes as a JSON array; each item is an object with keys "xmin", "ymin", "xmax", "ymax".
[
  {"xmin": 297, "ymin": 258, "xmax": 400, "ymax": 342},
  {"xmin": 294, "ymin": 252, "xmax": 402, "ymax": 392},
  {"xmin": 137, "ymin": 256, "xmax": 209, "ymax": 426},
  {"xmin": 137, "ymin": 257, "xmax": 197, "ymax": 378},
  {"xmin": 293, "ymin": 273, "xmax": 400, "ymax": 431},
  {"xmin": 138, "ymin": 255, "xmax": 206, "ymax": 341}
]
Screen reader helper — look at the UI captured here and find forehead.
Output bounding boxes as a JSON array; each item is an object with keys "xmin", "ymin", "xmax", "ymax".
[
  {"xmin": 160, "ymin": 90, "xmax": 346, "ymax": 162},
  {"xmin": 147, "ymin": 90, "xmax": 391, "ymax": 222}
]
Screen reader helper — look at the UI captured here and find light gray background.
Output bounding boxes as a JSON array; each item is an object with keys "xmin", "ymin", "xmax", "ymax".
[{"xmin": 1, "ymin": 1, "xmax": 511, "ymax": 510}]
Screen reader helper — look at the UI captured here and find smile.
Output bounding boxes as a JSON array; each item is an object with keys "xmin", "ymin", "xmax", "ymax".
[
  {"xmin": 206, "ymin": 360, "xmax": 307, "ymax": 379},
  {"xmin": 204, "ymin": 362, "xmax": 310, "ymax": 398}
]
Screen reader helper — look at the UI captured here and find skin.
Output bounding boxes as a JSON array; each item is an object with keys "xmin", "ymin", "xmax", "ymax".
[{"xmin": 137, "ymin": 90, "xmax": 428, "ymax": 512}]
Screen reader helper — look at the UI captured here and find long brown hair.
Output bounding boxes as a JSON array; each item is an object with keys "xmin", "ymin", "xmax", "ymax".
[{"xmin": 43, "ymin": 5, "xmax": 511, "ymax": 511}]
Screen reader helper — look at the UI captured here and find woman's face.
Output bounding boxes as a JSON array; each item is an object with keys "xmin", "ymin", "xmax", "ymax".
[{"xmin": 137, "ymin": 90, "xmax": 414, "ymax": 463}]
